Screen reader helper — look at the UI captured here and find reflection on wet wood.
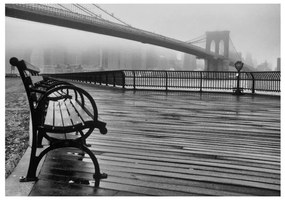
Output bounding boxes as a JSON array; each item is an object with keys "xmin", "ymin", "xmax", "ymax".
[{"xmin": 30, "ymin": 84, "xmax": 280, "ymax": 196}]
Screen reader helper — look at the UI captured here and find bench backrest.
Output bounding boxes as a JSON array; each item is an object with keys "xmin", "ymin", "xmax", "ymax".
[
  {"xmin": 10, "ymin": 57, "xmax": 106, "ymax": 136},
  {"xmin": 9, "ymin": 57, "xmax": 43, "ymax": 112},
  {"xmin": 30, "ymin": 75, "xmax": 44, "ymax": 85}
]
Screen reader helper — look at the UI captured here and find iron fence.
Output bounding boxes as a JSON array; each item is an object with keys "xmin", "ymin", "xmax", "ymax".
[{"xmin": 44, "ymin": 70, "xmax": 280, "ymax": 94}]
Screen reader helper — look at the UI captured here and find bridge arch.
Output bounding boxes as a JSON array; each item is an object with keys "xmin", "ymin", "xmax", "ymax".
[
  {"xmin": 206, "ymin": 31, "xmax": 230, "ymax": 58},
  {"xmin": 210, "ymin": 40, "xmax": 215, "ymax": 53},
  {"xmin": 205, "ymin": 31, "xmax": 230, "ymax": 71},
  {"xmin": 219, "ymin": 40, "xmax": 225, "ymax": 56}
]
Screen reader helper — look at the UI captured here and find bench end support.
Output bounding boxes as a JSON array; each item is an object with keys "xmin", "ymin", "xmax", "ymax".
[{"xmin": 19, "ymin": 176, "xmax": 38, "ymax": 182}]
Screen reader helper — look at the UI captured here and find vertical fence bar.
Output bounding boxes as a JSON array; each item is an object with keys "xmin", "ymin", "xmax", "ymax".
[
  {"xmin": 249, "ymin": 73, "xmax": 255, "ymax": 94},
  {"xmin": 200, "ymin": 72, "xmax": 203, "ymax": 92},
  {"xmin": 113, "ymin": 72, "xmax": 116, "ymax": 87},
  {"xmin": 122, "ymin": 71, "xmax": 125, "ymax": 89},
  {"xmin": 165, "ymin": 71, "xmax": 168, "ymax": 91},
  {"xmin": 105, "ymin": 72, "xmax": 108, "ymax": 86},
  {"xmin": 252, "ymin": 73, "xmax": 255, "ymax": 93},
  {"xmin": 44, "ymin": 70, "xmax": 280, "ymax": 94},
  {"xmin": 133, "ymin": 71, "xmax": 136, "ymax": 90}
]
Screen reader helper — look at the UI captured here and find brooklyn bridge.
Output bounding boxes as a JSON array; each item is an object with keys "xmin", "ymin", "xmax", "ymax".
[{"xmin": 5, "ymin": 4, "xmax": 280, "ymax": 197}]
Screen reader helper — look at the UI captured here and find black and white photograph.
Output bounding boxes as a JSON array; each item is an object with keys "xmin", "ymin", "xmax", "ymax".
[{"xmin": 3, "ymin": 0, "xmax": 282, "ymax": 198}]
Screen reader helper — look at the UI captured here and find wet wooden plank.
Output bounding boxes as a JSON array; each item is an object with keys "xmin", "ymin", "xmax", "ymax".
[
  {"xmin": 60, "ymin": 101, "xmax": 73, "ymax": 127},
  {"xmin": 29, "ymin": 179, "xmax": 120, "ymax": 196},
  {"xmin": 71, "ymin": 100, "xmax": 93, "ymax": 122},
  {"xmin": 30, "ymin": 83, "xmax": 280, "ymax": 196},
  {"xmin": 64, "ymin": 99, "xmax": 82, "ymax": 125},
  {"xmin": 38, "ymin": 153, "xmax": 279, "ymax": 196},
  {"xmin": 44, "ymin": 101, "xmax": 54, "ymax": 126}
]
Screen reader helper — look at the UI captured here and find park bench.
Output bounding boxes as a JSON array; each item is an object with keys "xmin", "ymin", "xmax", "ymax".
[{"xmin": 9, "ymin": 57, "xmax": 108, "ymax": 187}]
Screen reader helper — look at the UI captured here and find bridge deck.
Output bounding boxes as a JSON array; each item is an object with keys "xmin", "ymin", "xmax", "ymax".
[{"xmin": 30, "ymin": 83, "xmax": 280, "ymax": 196}]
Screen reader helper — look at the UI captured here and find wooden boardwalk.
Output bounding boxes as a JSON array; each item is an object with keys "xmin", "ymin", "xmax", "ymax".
[{"xmin": 30, "ymin": 83, "xmax": 280, "ymax": 196}]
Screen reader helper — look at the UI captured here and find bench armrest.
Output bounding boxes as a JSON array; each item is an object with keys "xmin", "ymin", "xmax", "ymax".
[
  {"xmin": 30, "ymin": 87, "xmax": 46, "ymax": 94},
  {"xmin": 31, "ymin": 86, "xmax": 73, "ymax": 101},
  {"xmin": 95, "ymin": 120, "xmax": 108, "ymax": 135},
  {"xmin": 45, "ymin": 81, "xmax": 73, "ymax": 90}
]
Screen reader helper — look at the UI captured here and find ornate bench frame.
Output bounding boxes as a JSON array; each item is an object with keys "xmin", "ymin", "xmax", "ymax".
[{"xmin": 10, "ymin": 57, "xmax": 107, "ymax": 187}]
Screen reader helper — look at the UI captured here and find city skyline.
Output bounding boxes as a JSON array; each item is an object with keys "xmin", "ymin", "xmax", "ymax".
[{"xmin": 5, "ymin": 4, "xmax": 280, "ymax": 72}]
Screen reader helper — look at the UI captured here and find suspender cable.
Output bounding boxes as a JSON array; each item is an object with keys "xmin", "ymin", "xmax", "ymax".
[
  {"xmin": 58, "ymin": 4, "xmax": 74, "ymax": 13},
  {"xmin": 185, "ymin": 34, "xmax": 206, "ymax": 43},
  {"xmin": 92, "ymin": 4, "xmax": 132, "ymax": 27},
  {"xmin": 229, "ymin": 37, "xmax": 242, "ymax": 60},
  {"xmin": 73, "ymin": 4, "xmax": 100, "ymax": 18}
]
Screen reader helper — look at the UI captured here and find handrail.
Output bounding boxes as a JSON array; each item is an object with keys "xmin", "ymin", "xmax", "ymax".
[{"xmin": 43, "ymin": 70, "xmax": 280, "ymax": 95}]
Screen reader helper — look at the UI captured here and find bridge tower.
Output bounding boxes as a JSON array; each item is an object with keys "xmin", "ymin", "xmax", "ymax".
[{"xmin": 205, "ymin": 31, "xmax": 230, "ymax": 71}]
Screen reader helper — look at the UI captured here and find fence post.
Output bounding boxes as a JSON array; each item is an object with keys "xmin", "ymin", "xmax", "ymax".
[
  {"xmin": 99, "ymin": 73, "xmax": 102, "ymax": 85},
  {"xmin": 133, "ymin": 71, "xmax": 136, "ymax": 90},
  {"xmin": 200, "ymin": 71, "xmax": 203, "ymax": 92},
  {"xmin": 165, "ymin": 71, "xmax": 168, "ymax": 91},
  {"xmin": 122, "ymin": 71, "xmax": 125, "ymax": 89},
  {"xmin": 113, "ymin": 72, "xmax": 116, "ymax": 87},
  {"xmin": 250, "ymin": 72, "xmax": 255, "ymax": 94}
]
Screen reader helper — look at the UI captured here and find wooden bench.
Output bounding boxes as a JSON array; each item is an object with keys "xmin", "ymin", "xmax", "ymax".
[{"xmin": 10, "ymin": 57, "xmax": 108, "ymax": 187}]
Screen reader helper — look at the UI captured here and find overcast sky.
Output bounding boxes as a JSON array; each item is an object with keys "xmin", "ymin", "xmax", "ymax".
[
  {"xmin": 97, "ymin": 4, "xmax": 281, "ymax": 66},
  {"xmin": 5, "ymin": 3, "xmax": 280, "ymax": 67}
]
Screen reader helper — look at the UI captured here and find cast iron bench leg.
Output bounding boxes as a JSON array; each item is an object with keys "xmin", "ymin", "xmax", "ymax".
[
  {"xmin": 80, "ymin": 144, "xmax": 107, "ymax": 187},
  {"xmin": 20, "ymin": 128, "xmax": 40, "ymax": 182},
  {"xmin": 37, "ymin": 132, "xmax": 44, "ymax": 148}
]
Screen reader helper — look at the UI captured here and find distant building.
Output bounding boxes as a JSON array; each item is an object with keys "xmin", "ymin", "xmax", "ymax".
[
  {"xmin": 276, "ymin": 58, "xmax": 280, "ymax": 71},
  {"xmin": 245, "ymin": 52, "xmax": 254, "ymax": 67},
  {"xmin": 183, "ymin": 54, "xmax": 196, "ymax": 70},
  {"xmin": 6, "ymin": 42, "xmax": 200, "ymax": 73},
  {"xmin": 256, "ymin": 61, "xmax": 271, "ymax": 71}
]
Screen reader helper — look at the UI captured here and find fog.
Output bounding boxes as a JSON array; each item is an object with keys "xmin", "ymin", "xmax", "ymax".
[
  {"xmin": 5, "ymin": 4, "xmax": 280, "ymax": 71},
  {"xmin": 102, "ymin": 4, "xmax": 280, "ymax": 66}
]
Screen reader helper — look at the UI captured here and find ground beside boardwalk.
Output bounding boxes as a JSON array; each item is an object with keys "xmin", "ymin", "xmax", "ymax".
[{"xmin": 5, "ymin": 77, "xmax": 30, "ymax": 178}]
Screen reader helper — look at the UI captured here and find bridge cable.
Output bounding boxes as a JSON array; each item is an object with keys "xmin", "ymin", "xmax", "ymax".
[
  {"xmin": 185, "ymin": 34, "xmax": 206, "ymax": 43},
  {"xmin": 92, "ymin": 4, "xmax": 132, "ymax": 27},
  {"xmin": 188, "ymin": 38, "xmax": 206, "ymax": 44},
  {"xmin": 188, "ymin": 35, "xmax": 205, "ymax": 41},
  {"xmin": 186, "ymin": 37, "xmax": 204, "ymax": 44},
  {"xmin": 73, "ymin": 4, "xmax": 100, "ymax": 18},
  {"xmin": 229, "ymin": 37, "xmax": 242, "ymax": 60},
  {"xmin": 57, "ymin": 4, "xmax": 74, "ymax": 13}
]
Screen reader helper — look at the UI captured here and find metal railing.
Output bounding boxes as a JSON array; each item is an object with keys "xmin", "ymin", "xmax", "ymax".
[
  {"xmin": 44, "ymin": 70, "xmax": 280, "ymax": 94},
  {"xmin": 45, "ymin": 71, "xmax": 126, "ymax": 88}
]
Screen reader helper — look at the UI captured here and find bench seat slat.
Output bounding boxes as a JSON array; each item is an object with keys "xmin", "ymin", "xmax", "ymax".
[
  {"xmin": 44, "ymin": 99, "xmax": 96, "ymax": 130},
  {"xmin": 58, "ymin": 89, "xmax": 67, "ymax": 97},
  {"xmin": 44, "ymin": 101, "xmax": 54, "ymax": 126},
  {"xmin": 49, "ymin": 92, "xmax": 58, "ymax": 98},
  {"xmin": 60, "ymin": 100, "xmax": 73, "ymax": 127},
  {"xmin": 72, "ymin": 100, "xmax": 93, "ymax": 122},
  {"xmin": 64, "ymin": 99, "xmax": 84, "ymax": 125},
  {"xmin": 51, "ymin": 91, "xmax": 61, "ymax": 97},
  {"xmin": 54, "ymin": 101, "xmax": 64, "ymax": 127}
]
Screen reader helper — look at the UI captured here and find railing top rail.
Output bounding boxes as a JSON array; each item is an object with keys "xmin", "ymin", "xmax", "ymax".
[
  {"xmin": 43, "ymin": 69, "xmax": 281, "ymax": 94},
  {"xmin": 45, "ymin": 70, "xmax": 280, "ymax": 75}
]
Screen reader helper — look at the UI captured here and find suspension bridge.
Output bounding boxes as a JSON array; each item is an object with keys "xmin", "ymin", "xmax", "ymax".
[
  {"xmin": 5, "ymin": 4, "xmax": 280, "ymax": 196},
  {"xmin": 5, "ymin": 3, "xmax": 253, "ymax": 71}
]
